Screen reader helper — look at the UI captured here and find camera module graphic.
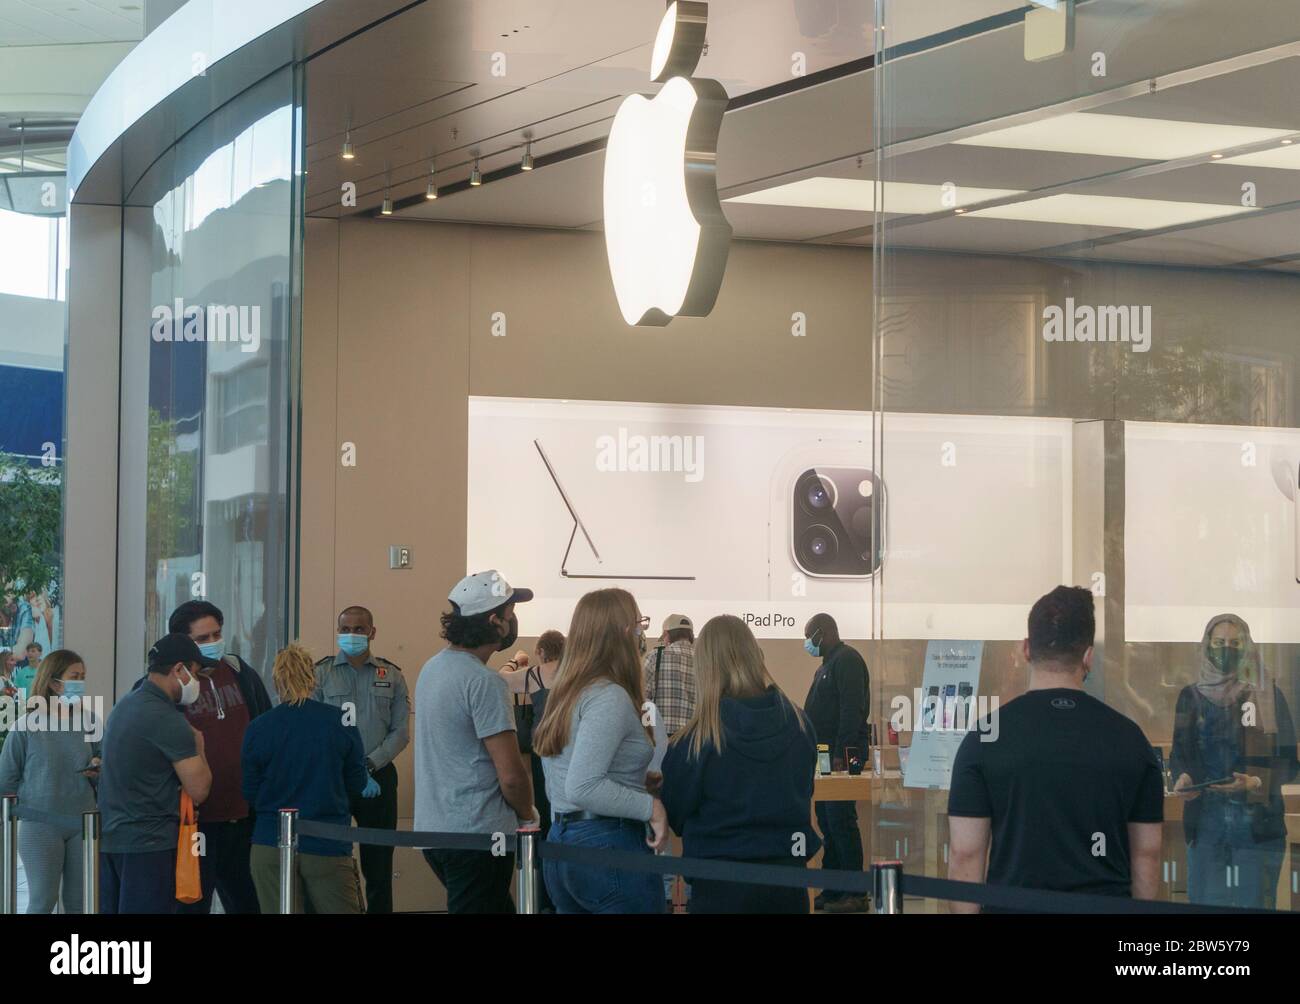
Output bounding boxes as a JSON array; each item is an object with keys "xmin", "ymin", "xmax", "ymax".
[{"xmin": 790, "ymin": 466, "xmax": 883, "ymax": 578}]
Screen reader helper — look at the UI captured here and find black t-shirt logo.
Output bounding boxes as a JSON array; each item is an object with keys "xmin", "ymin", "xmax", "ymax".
[{"xmin": 1051, "ymin": 697, "xmax": 1077, "ymax": 710}]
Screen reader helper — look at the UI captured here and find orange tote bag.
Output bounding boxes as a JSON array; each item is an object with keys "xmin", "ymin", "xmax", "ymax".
[{"xmin": 176, "ymin": 791, "xmax": 201, "ymax": 904}]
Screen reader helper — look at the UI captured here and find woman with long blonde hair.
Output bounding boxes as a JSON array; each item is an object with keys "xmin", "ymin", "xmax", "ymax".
[
  {"xmin": 535, "ymin": 588, "xmax": 668, "ymax": 913},
  {"xmin": 660, "ymin": 615, "xmax": 819, "ymax": 913}
]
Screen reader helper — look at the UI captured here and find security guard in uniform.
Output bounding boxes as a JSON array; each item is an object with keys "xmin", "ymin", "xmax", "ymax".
[{"xmin": 313, "ymin": 605, "xmax": 410, "ymax": 914}]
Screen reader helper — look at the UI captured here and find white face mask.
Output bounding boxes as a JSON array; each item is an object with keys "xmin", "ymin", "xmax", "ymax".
[{"xmin": 177, "ymin": 669, "xmax": 201, "ymax": 707}]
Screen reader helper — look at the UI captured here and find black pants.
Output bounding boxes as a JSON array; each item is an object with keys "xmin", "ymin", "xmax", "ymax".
[
  {"xmin": 100, "ymin": 850, "xmax": 177, "ymax": 914},
  {"xmin": 815, "ymin": 800, "xmax": 864, "ymax": 901},
  {"xmin": 423, "ymin": 847, "xmax": 515, "ymax": 914},
  {"xmin": 689, "ymin": 857, "xmax": 810, "ymax": 914},
  {"xmin": 176, "ymin": 816, "xmax": 261, "ymax": 914},
  {"xmin": 349, "ymin": 762, "xmax": 398, "ymax": 914}
]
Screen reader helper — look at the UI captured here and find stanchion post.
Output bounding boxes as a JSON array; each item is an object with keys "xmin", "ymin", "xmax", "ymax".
[
  {"xmin": 278, "ymin": 808, "xmax": 298, "ymax": 915},
  {"xmin": 1, "ymin": 795, "xmax": 16, "ymax": 915},
  {"xmin": 516, "ymin": 826, "xmax": 540, "ymax": 915},
  {"xmin": 82, "ymin": 810, "xmax": 100, "ymax": 914},
  {"xmin": 873, "ymin": 859, "xmax": 903, "ymax": 914}
]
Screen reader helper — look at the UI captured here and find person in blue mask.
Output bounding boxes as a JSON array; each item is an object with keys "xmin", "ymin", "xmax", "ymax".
[
  {"xmin": 162, "ymin": 600, "xmax": 272, "ymax": 914},
  {"xmin": 0, "ymin": 650, "xmax": 101, "ymax": 912},
  {"xmin": 313, "ymin": 606, "xmax": 409, "ymax": 913},
  {"xmin": 802, "ymin": 613, "xmax": 870, "ymax": 913}
]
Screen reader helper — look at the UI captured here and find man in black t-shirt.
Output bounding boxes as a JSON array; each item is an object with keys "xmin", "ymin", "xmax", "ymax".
[{"xmin": 947, "ymin": 586, "xmax": 1163, "ymax": 912}]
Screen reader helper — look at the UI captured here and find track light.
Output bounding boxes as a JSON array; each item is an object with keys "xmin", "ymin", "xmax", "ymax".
[
  {"xmin": 520, "ymin": 140, "xmax": 534, "ymax": 171},
  {"xmin": 470, "ymin": 157, "xmax": 483, "ymax": 186}
]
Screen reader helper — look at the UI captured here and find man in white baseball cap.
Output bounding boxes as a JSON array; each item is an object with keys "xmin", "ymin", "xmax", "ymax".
[{"xmin": 413, "ymin": 570, "xmax": 537, "ymax": 913}]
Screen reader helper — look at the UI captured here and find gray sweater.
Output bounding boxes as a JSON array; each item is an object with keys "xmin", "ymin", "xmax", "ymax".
[
  {"xmin": 0, "ymin": 707, "xmax": 100, "ymax": 829},
  {"xmin": 543, "ymin": 681, "xmax": 655, "ymax": 822}
]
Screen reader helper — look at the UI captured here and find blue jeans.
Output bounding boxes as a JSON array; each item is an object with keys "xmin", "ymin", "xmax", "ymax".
[
  {"xmin": 1186, "ymin": 797, "xmax": 1285, "ymax": 909},
  {"xmin": 543, "ymin": 817, "xmax": 665, "ymax": 915}
]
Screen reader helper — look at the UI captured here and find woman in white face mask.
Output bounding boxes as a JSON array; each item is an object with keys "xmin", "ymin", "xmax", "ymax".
[{"xmin": 0, "ymin": 650, "xmax": 102, "ymax": 912}]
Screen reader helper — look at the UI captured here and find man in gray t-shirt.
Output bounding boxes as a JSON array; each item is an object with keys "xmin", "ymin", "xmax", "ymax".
[
  {"xmin": 99, "ymin": 633, "xmax": 213, "ymax": 914},
  {"xmin": 414, "ymin": 570, "xmax": 537, "ymax": 914}
]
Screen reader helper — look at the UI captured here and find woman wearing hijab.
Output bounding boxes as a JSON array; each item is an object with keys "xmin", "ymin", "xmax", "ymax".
[{"xmin": 1171, "ymin": 614, "xmax": 1297, "ymax": 908}]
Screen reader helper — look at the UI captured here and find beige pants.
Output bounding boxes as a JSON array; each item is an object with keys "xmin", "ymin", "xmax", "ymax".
[{"xmin": 250, "ymin": 843, "xmax": 363, "ymax": 914}]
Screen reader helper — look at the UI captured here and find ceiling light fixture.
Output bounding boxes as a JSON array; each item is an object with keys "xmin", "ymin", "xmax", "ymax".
[
  {"xmin": 381, "ymin": 163, "xmax": 393, "ymax": 215},
  {"xmin": 426, "ymin": 158, "xmax": 438, "ymax": 200},
  {"xmin": 726, "ymin": 178, "xmax": 1023, "ymax": 214},
  {"xmin": 953, "ymin": 112, "xmax": 1291, "ymax": 161},
  {"xmin": 341, "ymin": 110, "xmax": 356, "ymax": 160},
  {"xmin": 965, "ymin": 193, "xmax": 1252, "ymax": 230},
  {"xmin": 520, "ymin": 140, "xmax": 534, "ymax": 171},
  {"xmin": 470, "ymin": 157, "xmax": 482, "ymax": 186}
]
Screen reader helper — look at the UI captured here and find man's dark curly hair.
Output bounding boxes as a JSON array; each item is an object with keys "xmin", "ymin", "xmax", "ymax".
[{"xmin": 440, "ymin": 605, "xmax": 505, "ymax": 648}]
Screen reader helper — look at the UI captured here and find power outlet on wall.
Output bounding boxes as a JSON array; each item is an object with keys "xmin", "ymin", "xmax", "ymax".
[{"xmin": 390, "ymin": 546, "xmax": 413, "ymax": 569}]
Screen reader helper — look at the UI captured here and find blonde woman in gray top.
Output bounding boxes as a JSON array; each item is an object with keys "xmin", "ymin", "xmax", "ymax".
[
  {"xmin": 0, "ymin": 650, "xmax": 101, "ymax": 912},
  {"xmin": 535, "ymin": 588, "xmax": 668, "ymax": 914}
]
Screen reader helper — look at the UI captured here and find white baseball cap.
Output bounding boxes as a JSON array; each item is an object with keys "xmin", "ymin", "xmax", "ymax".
[
  {"xmin": 448, "ymin": 570, "xmax": 534, "ymax": 617},
  {"xmin": 662, "ymin": 614, "xmax": 693, "ymax": 632}
]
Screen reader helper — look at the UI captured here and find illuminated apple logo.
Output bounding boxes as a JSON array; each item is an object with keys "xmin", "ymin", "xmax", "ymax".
[{"xmin": 603, "ymin": 1, "xmax": 731, "ymax": 326}]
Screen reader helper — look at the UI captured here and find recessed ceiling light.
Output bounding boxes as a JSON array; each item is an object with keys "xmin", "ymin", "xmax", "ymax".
[
  {"xmin": 726, "ymin": 178, "xmax": 1023, "ymax": 214},
  {"xmin": 953, "ymin": 112, "xmax": 1292, "ymax": 161},
  {"xmin": 965, "ymin": 193, "xmax": 1252, "ymax": 230}
]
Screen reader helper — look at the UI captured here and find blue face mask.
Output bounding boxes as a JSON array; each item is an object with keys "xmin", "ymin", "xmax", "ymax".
[
  {"xmin": 198, "ymin": 640, "xmax": 225, "ymax": 662},
  {"xmin": 804, "ymin": 635, "xmax": 821, "ymax": 658},
  {"xmin": 338, "ymin": 633, "xmax": 369, "ymax": 657},
  {"xmin": 59, "ymin": 679, "xmax": 85, "ymax": 703}
]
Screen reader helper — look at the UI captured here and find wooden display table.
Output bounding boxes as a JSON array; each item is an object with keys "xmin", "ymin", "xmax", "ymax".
[{"xmin": 813, "ymin": 771, "xmax": 897, "ymax": 802}]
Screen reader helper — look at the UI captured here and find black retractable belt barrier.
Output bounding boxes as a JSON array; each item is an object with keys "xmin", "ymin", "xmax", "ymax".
[
  {"xmin": 295, "ymin": 819, "xmax": 508, "ymax": 853},
  {"xmin": 285, "ymin": 820, "xmax": 1272, "ymax": 915}
]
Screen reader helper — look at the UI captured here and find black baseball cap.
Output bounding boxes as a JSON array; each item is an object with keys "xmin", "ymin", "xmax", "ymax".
[{"xmin": 147, "ymin": 632, "xmax": 217, "ymax": 672}]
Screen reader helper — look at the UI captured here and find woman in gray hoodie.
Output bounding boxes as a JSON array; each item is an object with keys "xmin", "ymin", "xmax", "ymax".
[{"xmin": 0, "ymin": 649, "xmax": 101, "ymax": 912}]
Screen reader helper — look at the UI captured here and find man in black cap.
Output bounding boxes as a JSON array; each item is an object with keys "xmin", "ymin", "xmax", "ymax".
[{"xmin": 98, "ymin": 634, "xmax": 214, "ymax": 914}]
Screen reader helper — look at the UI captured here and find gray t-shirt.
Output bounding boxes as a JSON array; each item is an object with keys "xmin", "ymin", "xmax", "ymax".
[
  {"xmin": 99, "ymin": 679, "xmax": 198, "ymax": 853},
  {"xmin": 543, "ymin": 680, "xmax": 655, "ymax": 822},
  {"xmin": 413, "ymin": 647, "xmax": 517, "ymax": 836}
]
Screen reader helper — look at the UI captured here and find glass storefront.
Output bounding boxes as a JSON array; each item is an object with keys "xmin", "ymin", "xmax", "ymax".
[
  {"xmin": 874, "ymin": 0, "xmax": 1300, "ymax": 909},
  {"xmin": 117, "ymin": 65, "xmax": 302, "ymax": 685}
]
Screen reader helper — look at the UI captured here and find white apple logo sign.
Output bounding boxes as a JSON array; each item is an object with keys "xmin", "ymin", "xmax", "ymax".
[{"xmin": 604, "ymin": 1, "xmax": 732, "ymax": 326}]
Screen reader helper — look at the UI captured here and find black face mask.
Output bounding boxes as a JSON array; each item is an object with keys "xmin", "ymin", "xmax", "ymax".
[
  {"xmin": 497, "ymin": 614, "xmax": 519, "ymax": 653},
  {"xmin": 1209, "ymin": 645, "xmax": 1243, "ymax": 676}
]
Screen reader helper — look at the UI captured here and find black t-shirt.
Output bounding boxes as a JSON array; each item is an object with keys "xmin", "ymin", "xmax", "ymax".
[{"xmin": 948, "ymin": 688, "xmax": 1163, "ymax": 900}]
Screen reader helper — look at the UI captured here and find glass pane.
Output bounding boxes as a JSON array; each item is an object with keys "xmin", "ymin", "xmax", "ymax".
[
  {"xmin": 122, "ymin": 66, "xmax": 300, "ymax": 685},
  {"xmin": 876, "ymin": 0, "xmax": 1300, "ymax": 912}
]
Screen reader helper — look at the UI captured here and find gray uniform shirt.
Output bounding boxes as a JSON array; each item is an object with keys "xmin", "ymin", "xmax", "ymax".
[
  {"xmin": 413, "ymin": 647, "xmax": 516, "ymax": 836},
  {"xmin": 313, "ymin": 652, "xmax": 410, "ymax": 769},
  {"xmin": 543, "ymin": 681, "xmax": 655, "ymax": 822},
  {"xmin": 0, "ymin": 706, "xmax": 100, "ymax": 833}
]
